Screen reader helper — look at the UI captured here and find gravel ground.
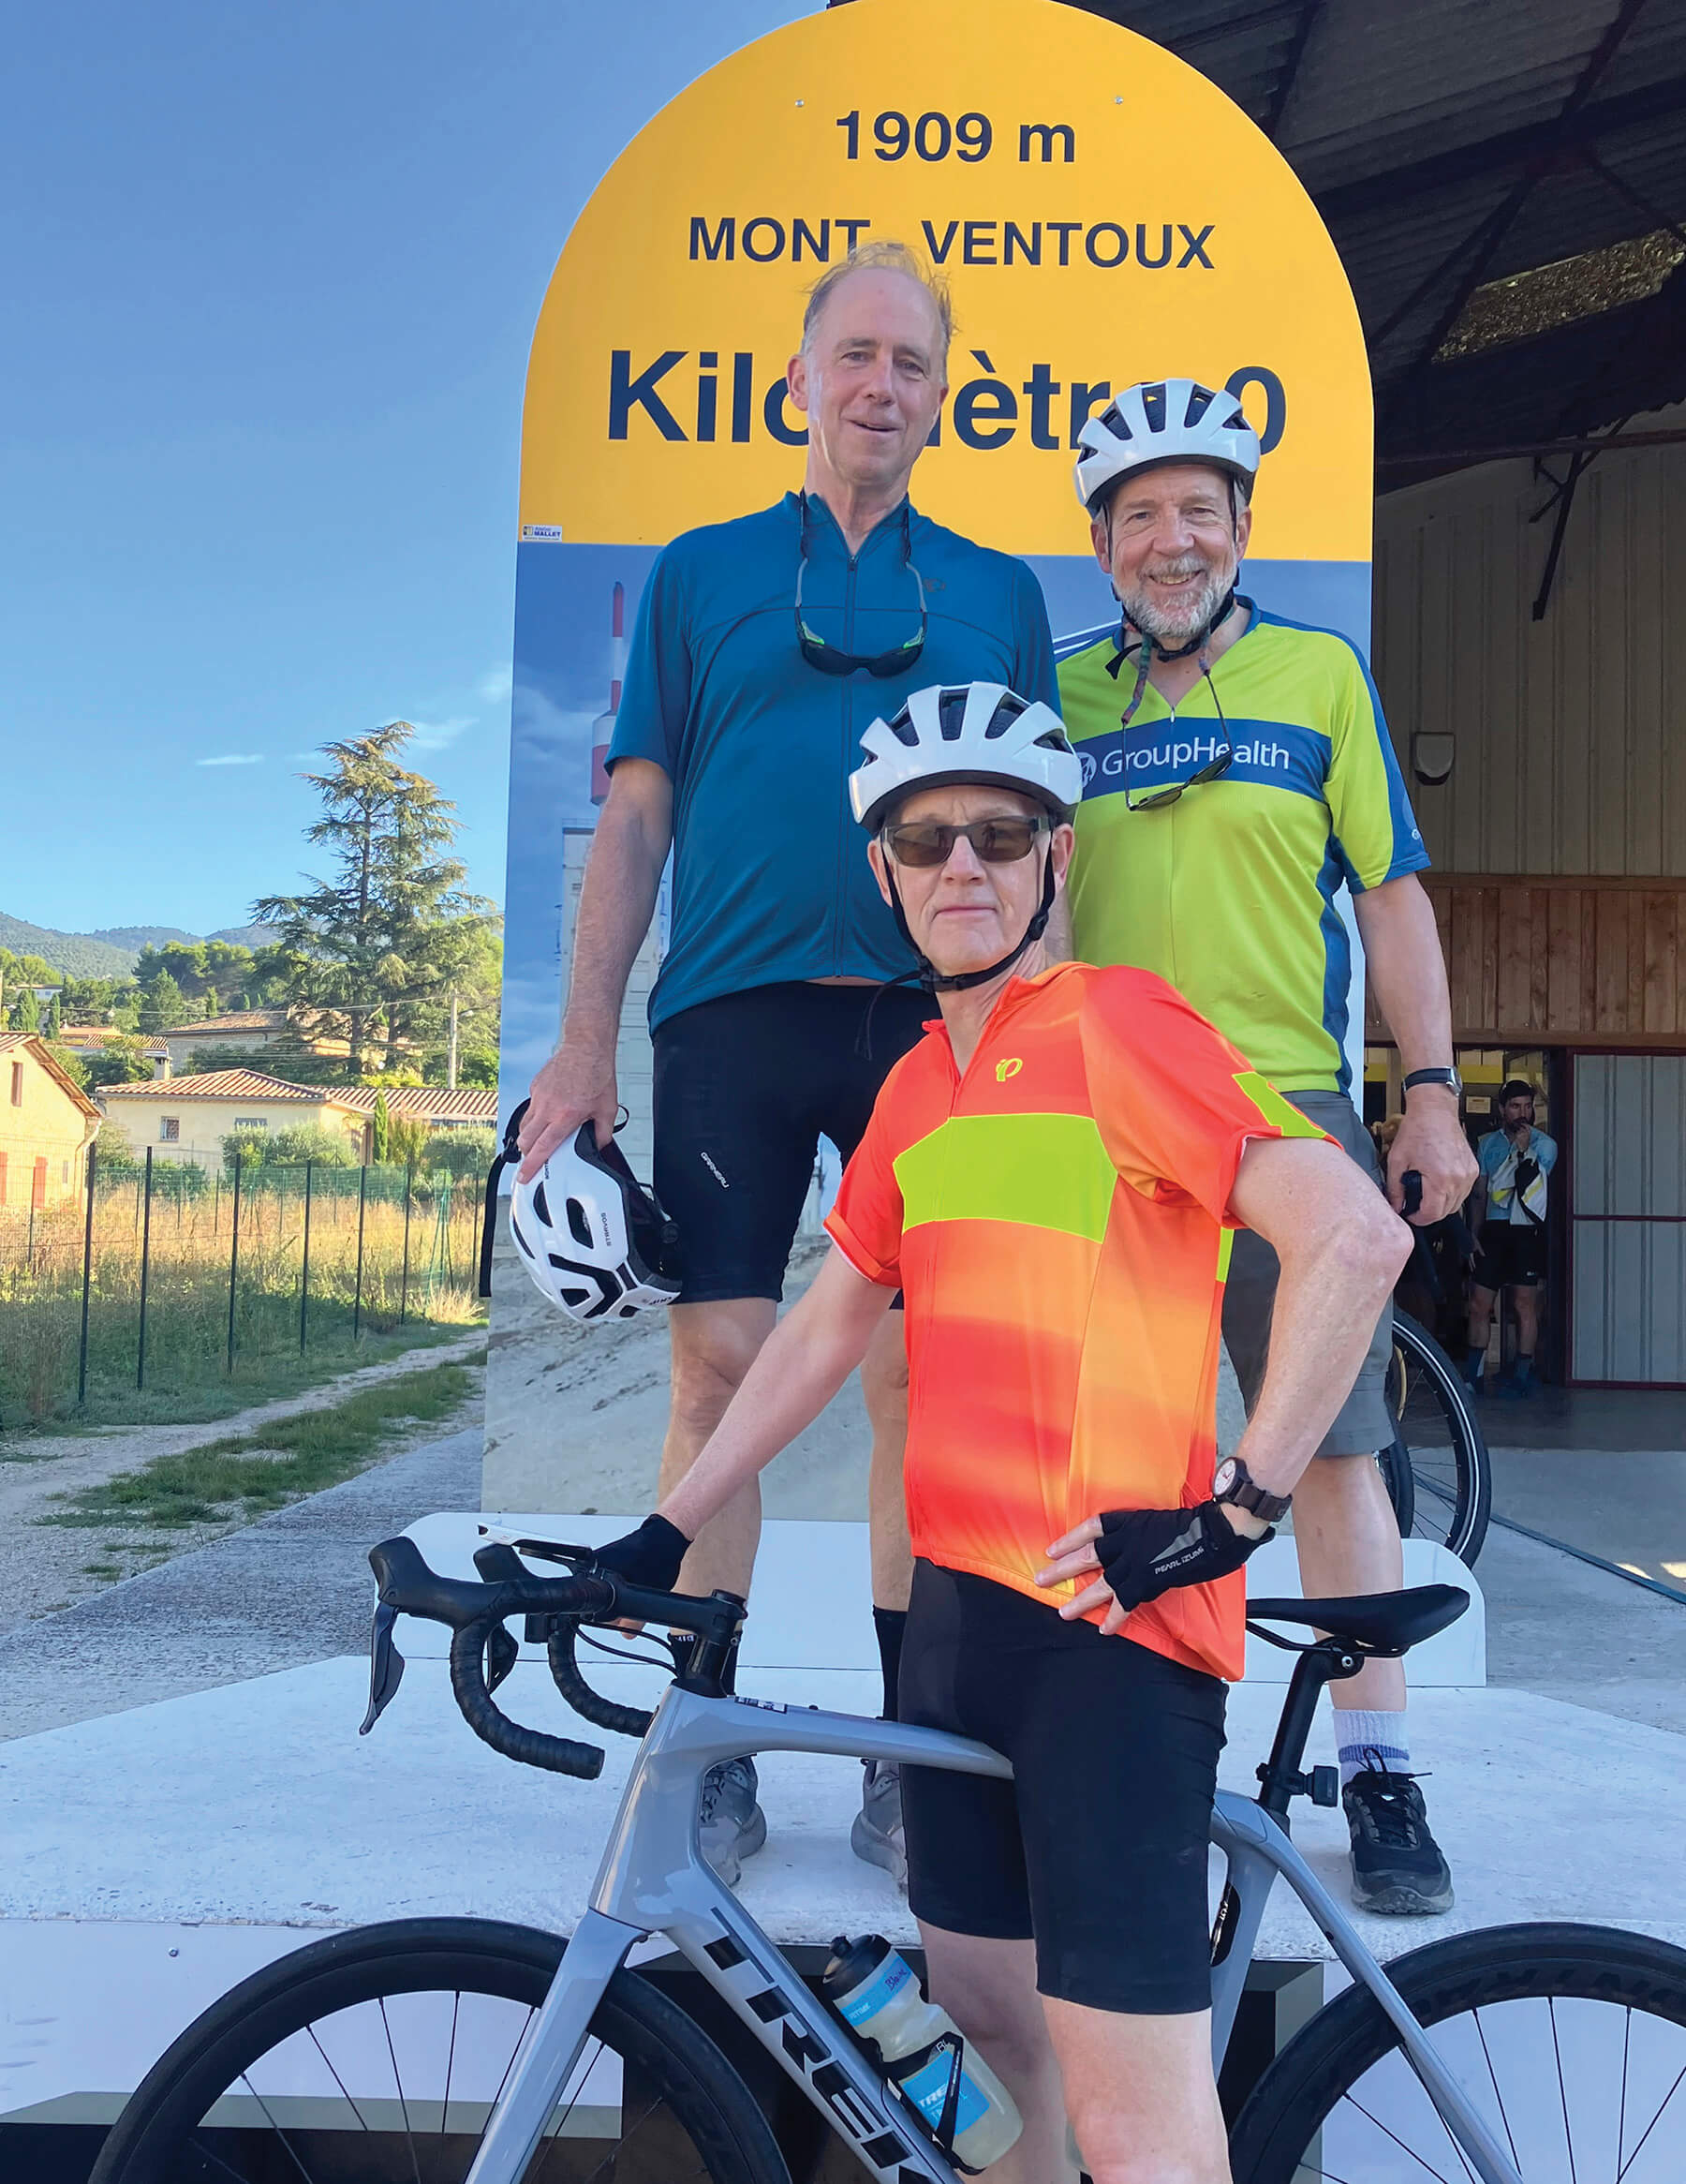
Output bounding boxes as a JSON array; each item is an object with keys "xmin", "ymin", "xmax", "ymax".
[{"xmin": 0, "ymin": 1333, "xmax": 486, "ymax": 1632}]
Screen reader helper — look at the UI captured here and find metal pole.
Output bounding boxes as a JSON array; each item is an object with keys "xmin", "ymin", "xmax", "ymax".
[
  {"xmin": 27, "ymin": 1199, "xmax": 35, "ymax": 1270},
  {"xmin": 399, "ymin": 1163, "xmax": 414, "ymax": 1325},
  {"xmin": 137, "ymin": 1147, "xmax": 155, "ymax": 1390},
  {"xmin": 226, "ymin": 1150, "xmax": 243, "ymax": 1374},
  {"xmin": 299, "ymin": 1160, "xmax": 313, "ymax": 1353},
  {"xmin": 77, "ymin": 1141, "xmax": 97, "ymax": 1407},
  {"xmin": 352, "ymin": 1164, "xmax": 368, "ymax": 1341}
]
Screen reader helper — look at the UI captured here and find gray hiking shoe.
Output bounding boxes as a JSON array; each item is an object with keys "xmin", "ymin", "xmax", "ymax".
[
  {"xmin": 850, "ymin": 1759, "xmax": 908, "ymax": 1892},
  {"xmin": 1344, "ymin": 1758, "xmax": 1455, "ymax": 1916},
  {"xmin": 698, "ymin": 1756, "xmax": 767, "ymax": 1886}
]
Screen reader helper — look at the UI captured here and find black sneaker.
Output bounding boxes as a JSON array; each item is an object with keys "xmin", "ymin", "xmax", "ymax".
[
  {"xmin": 1343, "ymin": 1753, "xmax": 1455, "ymax": 1916},
  {"xmin": 698, "ymin": 1756, "xmax": 767, "ymax": 1886}
]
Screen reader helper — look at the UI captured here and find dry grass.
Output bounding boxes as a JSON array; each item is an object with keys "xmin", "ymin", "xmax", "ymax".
[{"xmin": 0, "ymin": 1165, "xmax": 486, "ymax": 1431}]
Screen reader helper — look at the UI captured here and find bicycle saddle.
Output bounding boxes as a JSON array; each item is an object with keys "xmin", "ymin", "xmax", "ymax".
[{"xmin": 1247, "ymin": 1583, "xmax": 1469, "ymax": 1656}]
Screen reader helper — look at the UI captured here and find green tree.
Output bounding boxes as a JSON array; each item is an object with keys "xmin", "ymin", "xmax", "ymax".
[
  {"xmin": 45, "ymin": 989, "xmax": 63, "ymax": 1039},
  {"xmin": 93, "ymin": 1120, "xmax": 144, "ymax": 1175},
  {"xmin": 43, "ymin": 1038, "xmax": 90, "ymax": 1090},
  {"xmin": 422, "ymin": 1126, "xmax": 495, "ymax": 1181},
  {"xmin": 137, "ymin": 971, "xmax": 190, "ymax": 1033},
  {"xmin": 11, "ymin": 986, "xmax": 41, "ymax": 1033},
  {"xmin": 371, "ymin": 1088, "xmax": 392, "ymax": 1163},
  {"xmin": 383, "ymin": 1112, "xmax": 431, "ymax": 1170},
  {"xmin": 224, "ymin": 1122, "xmax": 356, "ymax": 1171},
  {"xmin": 81, "ymin": 1035, "xmax": 162, "ymax": 1089},
  {"xmin": 255, "ymin": 724, "xmax": 497, "ymax": 1077},
  {"xmin": 135, "ymin": 940, "xmax": 258, "ymax": 1015},
  {"xmin": 58, "ymin": 974, "xmax": 139, "ymax": 1026}
]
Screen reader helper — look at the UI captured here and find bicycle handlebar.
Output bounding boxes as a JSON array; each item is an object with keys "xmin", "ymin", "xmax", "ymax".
[{"xmin": 362, "ymin": 1534, "xmax": 738, "ymax": 1778}]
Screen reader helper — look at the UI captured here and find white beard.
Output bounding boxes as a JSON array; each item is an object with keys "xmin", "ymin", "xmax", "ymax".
[{"xmin": 1120, "ymin": 566, "xmax": 1230, "ymax": 650}]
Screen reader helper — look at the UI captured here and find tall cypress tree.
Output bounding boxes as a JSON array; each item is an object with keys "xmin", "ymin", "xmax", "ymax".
[{"xmin": 255, "ymin": 724, "xmax": 497, "ymax": 1079}]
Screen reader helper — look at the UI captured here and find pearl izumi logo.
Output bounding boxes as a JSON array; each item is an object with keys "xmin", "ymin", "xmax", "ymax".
[{"xmin": 995, "ymin": 1057, "xmax": 1024, "ymax": 1081}]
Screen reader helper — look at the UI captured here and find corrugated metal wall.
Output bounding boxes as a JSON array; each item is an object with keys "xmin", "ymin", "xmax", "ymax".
[
  {"xmin": 1571, "ymin": 1054, "xmax": 1686, "ymax": 1385},
  {"xmin": 1373, "ymin": 418, "xmax": 1686, "ymax": 879}
]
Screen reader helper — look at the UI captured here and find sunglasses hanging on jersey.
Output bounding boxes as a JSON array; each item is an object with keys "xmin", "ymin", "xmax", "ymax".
[
  {"xmin": 1108, "ymin": 589, "xmax": 1242, "ymax": 812},
  {"xmin": 795, "ymin": 492, "xmax": 928, "ymax": 678}
]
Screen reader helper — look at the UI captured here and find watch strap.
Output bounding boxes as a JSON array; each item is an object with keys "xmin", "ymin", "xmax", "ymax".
[
  {"xmin": 1214, "ymin": 1460, "xmax": 1293, "ymax": 1524},
  {"xmin": 1402, "ymin": 1066, "xmax": 1459, "ymax": 1092}
]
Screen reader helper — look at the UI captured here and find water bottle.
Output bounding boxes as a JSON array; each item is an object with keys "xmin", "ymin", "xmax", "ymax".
[{"xmin": 821, "ymin": 1935, "xmax": 1023, "ymax": 2171}]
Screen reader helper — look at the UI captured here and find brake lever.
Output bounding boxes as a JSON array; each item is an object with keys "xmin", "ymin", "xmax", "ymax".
[
  {"xmin": 486, "ymin": 1622, "xmax": 520, "ymax": 1694},
  {"xmin": 360, "ymin": 1601, "xmax": 406, "ymax": 1734}
]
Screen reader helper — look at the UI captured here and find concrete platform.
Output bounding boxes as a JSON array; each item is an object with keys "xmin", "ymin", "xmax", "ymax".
[{"xmin": 4, "ymin": 1513, "xmax": 1683, "ymax": 2127}]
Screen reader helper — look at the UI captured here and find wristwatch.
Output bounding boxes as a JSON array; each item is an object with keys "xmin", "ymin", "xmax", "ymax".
[
  {"xmin": 1212, "ymin": 1457, "xmax": 1294, "ymax": 1524},
  {"xmin": 1402, "ymin": 1066, "xmax": 1462, "ymax": 1098}
]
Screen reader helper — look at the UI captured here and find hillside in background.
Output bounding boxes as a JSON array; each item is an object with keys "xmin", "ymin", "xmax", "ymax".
[{"xmin": 0, "ymin": 911, "xmax": 276, "ymax": 979}]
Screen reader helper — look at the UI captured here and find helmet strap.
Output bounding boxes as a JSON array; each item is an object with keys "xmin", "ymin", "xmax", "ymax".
[
  {"xmin": 1111, "ymin": 583, "xmax": 1239, "ymax": 730},
  {"xmin": 883, "ymin": 844, "xmax": 1057, "ymax": 995}
]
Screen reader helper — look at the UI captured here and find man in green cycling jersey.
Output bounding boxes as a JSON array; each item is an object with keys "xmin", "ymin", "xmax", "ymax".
[
  {"xmin": 1056, "ymin": 378, "xmax": 1478, "ymax": 1915},
  {"xmin": 593, "ymin": 678, "xmax": 1409, "ymax": 2184}
]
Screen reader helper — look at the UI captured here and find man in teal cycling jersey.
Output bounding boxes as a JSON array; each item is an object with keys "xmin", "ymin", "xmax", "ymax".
[
  {"xmin": 1056, "ymin": 378, "xmax": 1477, "ymax": 1915},
  {"xmin": 518, "ymin": 244, "xmax": 1057, "ymax": 1884}
]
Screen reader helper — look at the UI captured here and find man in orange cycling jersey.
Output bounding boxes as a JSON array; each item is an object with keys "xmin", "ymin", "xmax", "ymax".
[{"xmin": 593, "ymin": 682, "xmax": 1408, "ymax": 2183}]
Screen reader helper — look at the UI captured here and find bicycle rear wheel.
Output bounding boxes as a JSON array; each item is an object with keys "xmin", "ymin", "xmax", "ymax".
[
  {"xmin": 1383, "ymin": 1310, "xmax": 1491, "ymax": 1566},
  {"xmin": 88, "ymin": 1917, "xmax": 791, "ymax": 2184},
  {"xmin": 1230, "ymin": 1921, "xmax": 1686, "ymax": 2184}
]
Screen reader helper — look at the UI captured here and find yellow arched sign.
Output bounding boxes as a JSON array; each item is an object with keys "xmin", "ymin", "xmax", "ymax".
[{"xmin": 519, "ymin": 0, "xmax": 1370, "ymax": 559}]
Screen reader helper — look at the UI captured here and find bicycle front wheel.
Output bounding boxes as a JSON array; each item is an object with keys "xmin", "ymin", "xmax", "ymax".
[
  {"xmin": 88, "ymin": 1916, "xmax": 791, "ymax": 2184},
  {"xmin": 1384, "ymin": 1309, "xmax": 1492, "ymax": 1566},
  {"xmin": 1230, "ymin": 1921, "xmax": 1686, "ymax": 2184}
]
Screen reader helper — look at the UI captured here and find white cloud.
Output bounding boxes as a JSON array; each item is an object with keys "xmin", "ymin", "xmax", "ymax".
[
  {"xmin": 478, "ymin": 663, "xmax": 514, "ymax": 705},
  {"xmin": 407, "ymin": 714, "xmax": 478, "ymax": 752},
  {"xmin": 197, "ymin": 753, "xmax": 265, "ymax": 766}
]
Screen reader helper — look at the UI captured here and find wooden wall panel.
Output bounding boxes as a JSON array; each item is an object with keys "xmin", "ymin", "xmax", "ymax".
[
  {"xmin": 1365, "ymin": 876, "xmax": 1686, "ymax": 1047},
  {"xmin": 1372, "ymin": 423, "xmax": 1686, "ymax": 880}
]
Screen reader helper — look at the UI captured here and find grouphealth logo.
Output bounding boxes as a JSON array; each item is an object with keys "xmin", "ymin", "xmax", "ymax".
[{"xmin": 1070, "ymin": 716, "xmax": 1327, "ymax": 802}]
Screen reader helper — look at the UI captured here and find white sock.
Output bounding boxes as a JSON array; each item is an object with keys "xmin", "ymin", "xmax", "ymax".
[{"xmin": 1334, "ymin": 1708, "xmax": 1410, "ymax": 1787}]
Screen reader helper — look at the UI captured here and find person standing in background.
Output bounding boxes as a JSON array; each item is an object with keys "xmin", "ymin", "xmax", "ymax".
[
  {"xmin": 517, "ymin": 243, "xmax": 1057, "ymax": 1888},
  {"xmin": 1466, "ymin": 1078, "xmax": 1556, "ymax": 1396},
  {"xmin": 1055, "ymin": 377, "xmax": 1477, "ymax": 1916}
]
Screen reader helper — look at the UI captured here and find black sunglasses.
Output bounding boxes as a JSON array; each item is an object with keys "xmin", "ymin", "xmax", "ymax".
[
  {"xmin": 882, "ymin": 816, "xmax": 1047, "ymax": 867},
  {"xmin": 1121, "ymin": 669, "xmax": 1235, "ymax": 812},
  {"xmin": 795, "ymin": 495, "xmax": 927, "ymax": 678}
]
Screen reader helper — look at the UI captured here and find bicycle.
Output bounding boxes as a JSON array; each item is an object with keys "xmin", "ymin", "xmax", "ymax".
[
  {"xmin": 90, "ymin": 1534, "xmax": 1686, "ymax": 2184},
  {"xmin": 1380, "ymin": 1308, "xmax": 1492, "ymax": 1567}
]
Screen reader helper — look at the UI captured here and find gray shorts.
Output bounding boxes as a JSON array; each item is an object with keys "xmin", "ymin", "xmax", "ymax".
[{"xmin": 1222, "ymin": 1088, "xmax": 1395, "ymax": 1460}]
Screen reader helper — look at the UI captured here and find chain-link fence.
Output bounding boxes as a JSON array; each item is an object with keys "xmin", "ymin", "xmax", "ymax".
[{"xmin": 0, "ymin": 1146, "xmax": 487, "ymax": 1430}]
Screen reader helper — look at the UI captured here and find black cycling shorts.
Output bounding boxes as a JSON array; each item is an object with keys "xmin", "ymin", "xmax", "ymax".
[
  {"xmin": 1472, "ymin": 1219, "xmax": 1547, "ymax": 1291},
  {"xmin": 898, "ymin": 1561, "xmax": 1227, "ymax": 2017},
  {"xmin": 651, "ymin": 981, "xmax": 928, "ymax": 1305}
]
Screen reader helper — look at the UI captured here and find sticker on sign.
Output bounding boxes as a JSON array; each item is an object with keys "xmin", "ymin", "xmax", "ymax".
[{"xmin": 520, "ymin": 523, "xmax": 565, "ymax": 541}]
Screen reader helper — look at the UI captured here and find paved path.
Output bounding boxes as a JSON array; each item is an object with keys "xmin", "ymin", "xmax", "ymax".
[
  {"xmin": 0, "ymin": 1332, "xmax": 486, "ymax": 1629},
  {"xmin": 0, "ymin": 1427, "xmax": 482, "ymax": 1741}
]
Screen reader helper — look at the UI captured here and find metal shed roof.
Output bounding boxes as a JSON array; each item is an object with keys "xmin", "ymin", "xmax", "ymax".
[{"xmin": 1073, "ymin": 0, "xmax": 1686, "ymax": 478}]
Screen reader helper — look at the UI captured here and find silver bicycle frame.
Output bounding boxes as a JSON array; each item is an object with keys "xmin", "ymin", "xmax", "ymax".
[{"xmin": 465, "ymin": 1683, "xmax": 1526, "ymax": 2184}]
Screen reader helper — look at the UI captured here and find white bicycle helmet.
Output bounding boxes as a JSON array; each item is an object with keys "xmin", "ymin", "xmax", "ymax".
[
  {"xmin": 850, "ymin": 682, "xmax": 1082, "ymax": 836},
  {"xmin": 508, "ymin": 1121, "xmax": 680, "ymax": 1323},
  {"xmin": 1074, "ymin": 379, "xmax": 1261, "ymax": 515}
]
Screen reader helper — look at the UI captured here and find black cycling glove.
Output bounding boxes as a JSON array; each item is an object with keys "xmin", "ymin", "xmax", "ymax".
[
  {"xmin": 1094, "ymin": 1502, "xmax": 1272, "ymax": 1613},
  {"xmin": 593, "ymin": 1513, "xmax": 691, "ymax": 1593}
]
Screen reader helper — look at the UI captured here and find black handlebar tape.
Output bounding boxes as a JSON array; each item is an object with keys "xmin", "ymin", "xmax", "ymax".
[
  {"xmin": 370, "ymin": 1535, "xmax": 617, "ymax": 1625},
  {"xmin": 1401, "ymin": 1167, "xmax": 1425, "ymax": 1220},
  {"xmin": 546, "ymin": 1619, "xmax": 655, "ymax": 1740},
  {"xmin": 448, "ymin": 1618, "xmax": 606, "ymax": 1779}
]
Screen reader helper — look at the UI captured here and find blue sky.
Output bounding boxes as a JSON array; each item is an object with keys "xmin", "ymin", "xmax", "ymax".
[{"xmin": 2, "ymin": 0, "xmax": 805, "ymax": 938}]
